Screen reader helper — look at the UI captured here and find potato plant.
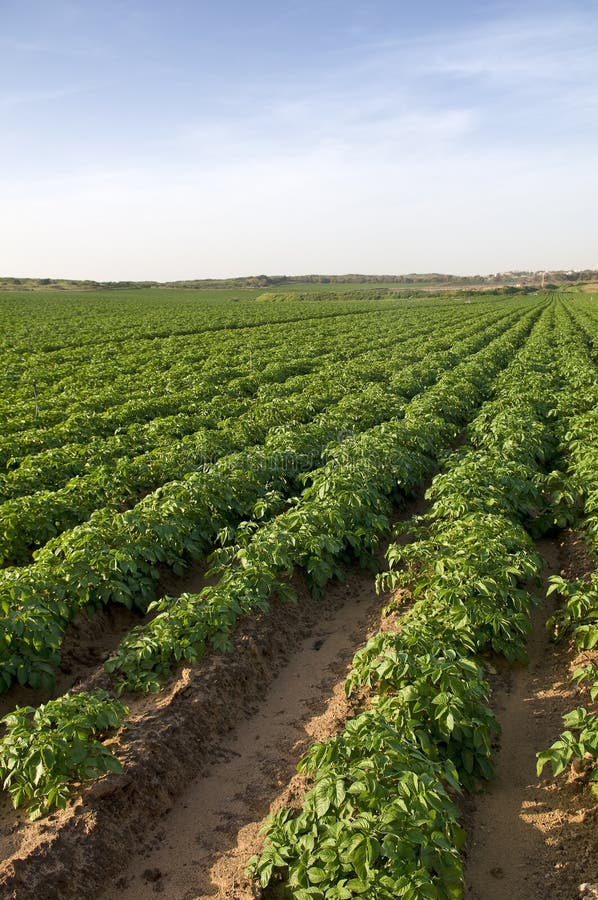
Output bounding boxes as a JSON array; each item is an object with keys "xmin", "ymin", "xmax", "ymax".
[
  {"xmin": 0, "ymin": 691, "xmax": 127, "ymax": 819},
  {"xmin": 0, "ymin": 306, "xmax": 531, "ymax": 694}
]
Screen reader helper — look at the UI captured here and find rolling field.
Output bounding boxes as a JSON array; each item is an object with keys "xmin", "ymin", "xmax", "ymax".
[{"xmin": 0, "ymin": 288, "xmax": 596, "ymax": 899}]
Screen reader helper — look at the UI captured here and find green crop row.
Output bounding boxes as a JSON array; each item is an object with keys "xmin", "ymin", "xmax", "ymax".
[
  {"xmin": 536, "ymin": 300, "xmax": 598, "ymax": 792},
  {"xmin": 0, "ymin": 308, "xmax": 537, "ymax": 693},
  {"xmin": 105, "ymin": 308, "xmax": 540, "ymax": 693},
  {"xmin": 0, "ymin": 293, "xmax": 558, "ymax": 827},
  {"xmin": 0, "ymin": 315, "xmax": 415, "ymax": 499},
  {"xmin": 0, "ymin": 301, "xmax": 544, "ymax": 819},
  {"xmin": 1, "ymin": 301, "xmax": 428, "ymax": 461},
  {"xmin": 0, "ymin": 307, "xmax": 508, "ymax": 563},
  {"xmin": 249, "ymin": 304, "xmax": 569, "ymax": 898},
  {"xmin": 4, "ymin": 295, "xmax": 507, "ymax": 449}
]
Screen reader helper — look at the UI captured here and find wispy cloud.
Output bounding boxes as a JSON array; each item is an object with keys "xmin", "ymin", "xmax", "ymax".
[
  {"xmin": 169, "ymin": 4, "xmax": 597, "ymax": 166},
  {"xmin": 366, "ymin": 8, "xmax": 598, "ymax": 116},
  {"xmin": 418, "ymin": 14, "xmax": 597, "ymax": 77},
  {"xmin": 0, "ymin": 84, "xmax": 95, "ymax": 110}
]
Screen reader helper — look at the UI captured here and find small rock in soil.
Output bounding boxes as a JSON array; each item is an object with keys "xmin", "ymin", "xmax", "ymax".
[{"xmin": 142, "ymin": 868, "xmax": 162, "ymax": 883}]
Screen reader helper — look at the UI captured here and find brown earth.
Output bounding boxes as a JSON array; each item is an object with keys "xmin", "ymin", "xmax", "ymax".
[
  {"xmin": 0, "ymin": 538, "xmax": 404, "ymax": 899},
  {"xmin": 464, "ymin": 532, "xmax": 598, "ymax": 900},
  {"xmin": 100, "ymin": 573, "xmax": 405, "ymax": 900}
]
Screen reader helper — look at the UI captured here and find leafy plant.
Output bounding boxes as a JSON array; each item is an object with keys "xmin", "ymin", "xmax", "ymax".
[
  {"xmin": 0, "ymin": 691, "xmax": 127, "ymax": 819},
  {"xmin": 537, "ymin": 707, "xmax": 598, "ymax": 795},
  {"xmin": 248, "ymin": 712, "xmax": 465, "ymax": 899}
]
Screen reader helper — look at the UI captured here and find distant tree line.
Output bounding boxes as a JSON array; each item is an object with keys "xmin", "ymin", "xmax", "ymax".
[{"xmin": 1, "ymin": 270, "xmax": 596, "ymax": 292}]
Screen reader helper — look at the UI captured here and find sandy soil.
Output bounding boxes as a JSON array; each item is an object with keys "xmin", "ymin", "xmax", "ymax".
[
  {"xmin": 101, "ymin": 573, "xmax": 401, "ymax": 900},
  {"xmin": 464, "ymin": 534, "xmax": 598, "ymax": 900},
  {"xmin": 0, "ymin": 550, "xmax": 401, "ymax": 899}
]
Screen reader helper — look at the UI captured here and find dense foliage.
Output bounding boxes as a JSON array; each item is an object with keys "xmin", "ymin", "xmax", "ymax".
[
  {"xmin": 1, "ymin": 288, "xmax": 596, "ymax": 850},
  {"xmin": 249, "ymin": 297, "xmax": 598, "ymax": 897}
]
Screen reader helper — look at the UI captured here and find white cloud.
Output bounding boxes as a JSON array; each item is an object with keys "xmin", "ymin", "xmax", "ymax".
[{"xmin": 0, "ymin": 85, "xmax": 94, "ymax": 110}]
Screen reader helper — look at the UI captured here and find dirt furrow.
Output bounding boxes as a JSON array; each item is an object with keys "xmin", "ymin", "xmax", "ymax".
[
  {"xmin": 464, "ymin": 535, "xmax": 598, "ymax": 900},
  {"xmin": 0, "ymin": 548, "xmax": 404, "ymax": 899},
  {"xmin": 101, "ymin": 573, "xmax": 398, "ymax": 900}
]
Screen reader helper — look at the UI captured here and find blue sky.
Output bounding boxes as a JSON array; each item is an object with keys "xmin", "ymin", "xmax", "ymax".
[{"xmin": 1, "ymin": 0, "xmax": 596, "ymax": 279}]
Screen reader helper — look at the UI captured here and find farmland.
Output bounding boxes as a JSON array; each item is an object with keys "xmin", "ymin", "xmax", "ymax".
[{"xmin": 0, "ymin": 287, "xmax": 596, "ymax": 899}]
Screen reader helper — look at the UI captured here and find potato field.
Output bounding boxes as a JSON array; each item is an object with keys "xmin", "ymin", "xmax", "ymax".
[{"xmin": 0, "ymin": 288, "xmax": 596, "ymax": 899}]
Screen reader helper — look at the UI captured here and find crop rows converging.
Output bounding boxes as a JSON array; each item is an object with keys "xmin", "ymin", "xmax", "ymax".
[
  {"xmin": 1, "ymin": 287, "xmax": 596, "ymax": 888},
  {"xmin": 0, "ymin": 295, "xmax": 537, "ymax": 695},
  {"xmin": 249, "ymin": 297, "xmax": 598, "ymax": 899},
  {"xmin": 0, "ymin": 303, "xmax": 516, "ymax": 563}
]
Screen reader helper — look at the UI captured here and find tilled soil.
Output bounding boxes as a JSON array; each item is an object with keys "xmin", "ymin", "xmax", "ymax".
[
  {"xmin": 464, "ymin": 533, "xmax": 598, "ymax": 900},
  {"xmin": 0, "ymin": 558, "xmax": 397, "ymax": 900},
  {"xmin": 102, "ymin": 572, "xmax": 401, "ymax": 900}
]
